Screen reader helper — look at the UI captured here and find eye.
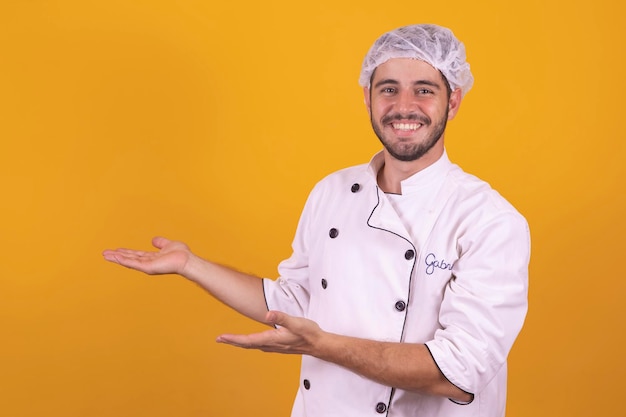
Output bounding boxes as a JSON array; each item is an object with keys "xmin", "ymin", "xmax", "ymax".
[
  {"xmin": 380, "ymin": 87, "xmax": 396, "ymax": 94},
  {"xmin": 416, "ymin": 88, "xmax": 433, "ymax": 95}
]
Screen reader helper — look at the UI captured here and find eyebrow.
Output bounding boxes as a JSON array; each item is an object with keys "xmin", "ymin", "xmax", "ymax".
[{"xmin": 373, "ymin": 79, "xmax": 442, "ymax": 90}]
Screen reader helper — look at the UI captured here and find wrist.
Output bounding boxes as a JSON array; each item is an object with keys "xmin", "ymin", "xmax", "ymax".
[{"xmin": 180, "ymin": 252, "xmax": 203, "ymax": 281}]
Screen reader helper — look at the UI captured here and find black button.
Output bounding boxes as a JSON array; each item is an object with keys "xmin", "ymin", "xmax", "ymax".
[
  {"xmin": 404, "ymin": 249, "xmax": 415, "ymax": 260},
  {"xmin": 351, "ymin": 183, "xmax": 360, "ymax": 193},
  {"xmin": 329, "ymin": 228, "xmax": 339, "ymax": 238},
  {"xmin": 321, "ymin": 279, "xmax": 327, "ymax": 289},
  {"xmin": 303, "ymin": 379, "xmax": 311, "ymax": 390},
  {"xmin": 376, "ymin": 402, "xmax": 387, "ymax": 413},
  {"xmin": 395, "ymin": 301, "xmax": 406, "ymax": 311}
]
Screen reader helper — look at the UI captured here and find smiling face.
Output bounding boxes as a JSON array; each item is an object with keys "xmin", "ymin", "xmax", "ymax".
[{"xmin": 365, "ymin": 58, "xmax": 461, "ymax": 164}]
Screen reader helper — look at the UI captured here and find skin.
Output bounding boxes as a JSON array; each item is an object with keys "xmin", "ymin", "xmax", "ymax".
[
  {"xmin": 102, "ymin": 58, "xmax": 471, "ymax": 403},
  {"xmin": 366, "ymin": 58, "xmax": 461, "ymax": 193}
]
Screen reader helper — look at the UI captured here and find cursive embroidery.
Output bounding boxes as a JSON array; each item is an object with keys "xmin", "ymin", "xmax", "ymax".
[{"xmin": 424, "ymin": 253, "xmax": 454, "ymax": 275}]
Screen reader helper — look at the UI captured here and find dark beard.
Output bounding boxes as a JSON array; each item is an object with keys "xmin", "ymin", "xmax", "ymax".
[{"xmin": 371, "ymin": 110, "xmax": 448, "ymax": 162}]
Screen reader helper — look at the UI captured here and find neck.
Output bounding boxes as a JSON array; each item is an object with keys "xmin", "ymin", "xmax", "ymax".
[{"xmin": 377, "ymin": 146, "xmax": 444, "ymax": 194}]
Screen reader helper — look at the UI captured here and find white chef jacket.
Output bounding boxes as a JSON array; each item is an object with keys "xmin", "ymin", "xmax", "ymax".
[{"xmin": 263, "ymin": 150, "xmax": 530, "ymax": 417}]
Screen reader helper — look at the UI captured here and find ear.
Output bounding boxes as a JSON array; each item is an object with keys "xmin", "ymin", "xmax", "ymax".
[
  {"xmin": 447, "ymin": 88, "xmax": 462, "ymax": 120},
  {"xmin": 363, "ymin": 87, "xmax": 372, "ymax": 117}
]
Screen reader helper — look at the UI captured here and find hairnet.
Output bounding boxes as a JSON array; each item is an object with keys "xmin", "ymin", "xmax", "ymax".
[{"xmin": 359, "ymin": 24, "xmax": 474, "ymax": 97}]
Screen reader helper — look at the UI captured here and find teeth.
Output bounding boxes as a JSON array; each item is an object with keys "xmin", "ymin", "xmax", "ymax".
[{"xmin": 393, "ymin": 123, "xmax": 421, "ymax": 131}]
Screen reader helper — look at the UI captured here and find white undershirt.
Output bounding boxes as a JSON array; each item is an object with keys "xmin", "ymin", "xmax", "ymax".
[{"xmin": 383, "ymin": 151, "xmax": 452, "ymax": 251}]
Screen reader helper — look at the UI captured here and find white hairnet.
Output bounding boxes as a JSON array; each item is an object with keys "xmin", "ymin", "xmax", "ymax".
[{"xmin": 359, "ymin": 24, "xmax": 474, "ymax": 97}]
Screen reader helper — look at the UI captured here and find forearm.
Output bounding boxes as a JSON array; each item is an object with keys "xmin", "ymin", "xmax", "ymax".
[
  {"xmin": 182, "ymin": 253, "xmax": 269, "ymax": 324},
  {"xmin": 313, "ymin": 332, "xmax": 472, "ymax": 402},
  {"xmin": 102, "ymin": 237, "xmax": 270, "ymax": 323}
]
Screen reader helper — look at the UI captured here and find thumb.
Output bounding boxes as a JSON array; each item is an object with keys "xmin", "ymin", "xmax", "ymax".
[
  {"xmin": 152, "ymin": 236, "xmax": 171, "ymax": 250},
  {"xmin": 266, "ymin": 310, "xmax": 289, "ymax": 327}
]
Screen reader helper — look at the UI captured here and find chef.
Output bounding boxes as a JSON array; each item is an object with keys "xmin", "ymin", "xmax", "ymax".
[{"xmin": 103, "ymin": 23, "xmax": 530, "ymax": 417}]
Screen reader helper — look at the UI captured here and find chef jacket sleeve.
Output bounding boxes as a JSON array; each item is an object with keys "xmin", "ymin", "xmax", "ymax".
[
  {"xmin": 425, "ymin": 209, "xmax": 530, "ymax": 395},
  {"xmin": 262, "ymin": 181, "xmax": 324, "ymax": 317}
]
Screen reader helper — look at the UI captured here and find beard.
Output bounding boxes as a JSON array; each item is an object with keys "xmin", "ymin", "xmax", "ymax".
[{"xmin": 371, "ymin": 109, "xmax": 449, "ymax": 162}]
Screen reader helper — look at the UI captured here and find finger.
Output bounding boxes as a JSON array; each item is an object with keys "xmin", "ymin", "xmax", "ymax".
[
  {"xmin": 115, "ymin": 248, "xmax": 150, "ymax": 256},
  {"xmin": 101, "ymin": 250, "xmax": 117, "ymax": 262},
  {"xmin": 102, "ymin": 250, "xmax": 135, "ymax": 262},
  {"xmin": 102, "ymin": 252, "xmax": 140, "ymax": 268},
  {"xmin": 102, "ymin": 250, "xmax": 156, "ymax": 272},
  {"xmin": 266, "ymin": 310, "xmax": 289, "ymax": 327},
  {"xmin": 215, "ymin": 333, "xmax": 249, "ymax": 348},
  {"xmin": 103, "ymin": 249, "xmax": 152, "ymax": 262},
  {"xmin": 216, "ymin": 333, "xmax": 266, "ymax": 349},
  {"xmin": 152, "ymin": 236, "xmax": 171, "ymax": 249}
]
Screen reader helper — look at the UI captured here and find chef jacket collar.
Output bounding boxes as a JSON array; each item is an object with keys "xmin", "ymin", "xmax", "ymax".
[{"xmin": 367, "ymin": 149, "xmax": 453, "ymax": 195}]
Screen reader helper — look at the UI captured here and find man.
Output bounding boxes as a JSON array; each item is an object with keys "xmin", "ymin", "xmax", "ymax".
[{"xmin": 103, "ymin": 24, "xmax": 530, "ymax": 417}]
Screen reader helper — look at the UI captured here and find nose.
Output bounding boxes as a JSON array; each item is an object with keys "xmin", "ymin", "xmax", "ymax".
[{"xmin": 395, "ymin": 90, "xmax": 415, "ymax": 114}]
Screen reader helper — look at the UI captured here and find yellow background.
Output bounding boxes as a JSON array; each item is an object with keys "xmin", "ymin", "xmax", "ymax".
[{"xmin": 1, "ymin": 0, "xmax": 624, "ymax": 416}]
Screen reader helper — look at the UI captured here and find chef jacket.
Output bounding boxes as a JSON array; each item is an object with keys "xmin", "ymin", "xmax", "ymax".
[{"xmin": 263, "ymin": 150, "xmax": 530, "ymax": 417}]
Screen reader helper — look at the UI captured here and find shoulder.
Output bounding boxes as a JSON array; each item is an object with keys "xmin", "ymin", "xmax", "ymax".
[
  {"xmin": 445, "ymin": 164, "xmax": 528, "ymax": 229},
  {"xmin": 310, "ymin": 162, "xmax": 374, "ymax": 195},
  {"xmin": 298, "ymin": 162, "xmax": 378, "ymax": 219},
  {"xmin": 448, "ymin": 165, "xmax": 520, "ymax": 209},
  {"xmin": 443, "ymin": 165, "xmax": 530, "ymax": 260}
]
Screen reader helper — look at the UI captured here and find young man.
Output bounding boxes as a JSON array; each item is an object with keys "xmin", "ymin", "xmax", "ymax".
[{"xmin": 103, "ymin": 24, "xmax": 530, "ymax": 417}]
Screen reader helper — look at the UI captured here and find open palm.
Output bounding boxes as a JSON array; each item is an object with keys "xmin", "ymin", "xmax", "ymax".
[{"xmin": 102, "ymin": 236, "xmax": 191, "ymax": 276}]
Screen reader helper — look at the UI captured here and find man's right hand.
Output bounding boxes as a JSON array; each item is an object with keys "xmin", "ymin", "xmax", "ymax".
[
  {"xmin": 102, "ymin": 236, "xmax": 191, "ymax": 276},
  {"xmin": 103, "ymin": 236, "xmax": 270, "ymax": 323}
]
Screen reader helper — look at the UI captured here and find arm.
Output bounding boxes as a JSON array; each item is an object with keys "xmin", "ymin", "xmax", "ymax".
[
  {"xmin": 316, "ymin": 333, "xmax": 472, "ymax": 402},
  {"xmin": 102, "ymin": 236, "xmax": 269, "ymax": 323},
  {"xmin": 216, "ymin": 310, "xmax": 473, "ymax": 402}
]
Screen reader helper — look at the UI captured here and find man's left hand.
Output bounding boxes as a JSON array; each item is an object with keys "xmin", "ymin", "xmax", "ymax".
[{"xmin": 216, "ymin": 310, "xmax": 322, "ymax": 355}]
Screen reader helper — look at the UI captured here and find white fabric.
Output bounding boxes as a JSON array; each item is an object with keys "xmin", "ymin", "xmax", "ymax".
[
  {"xmin": 263, "ymin": 150, "xmax": 530, "ymax": 417},
  {"xmin": 385, "ymin": 150, "xmax": 450, "ymax": 251},
  {"xmin": 358, "ymin": 24, "xmax": 474, "ymax": 97}
]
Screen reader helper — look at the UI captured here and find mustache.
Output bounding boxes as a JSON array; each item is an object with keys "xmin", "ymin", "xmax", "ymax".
[{"xmin": 382, "ymin": 113, "xmax": 431, "ymax": 125}]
